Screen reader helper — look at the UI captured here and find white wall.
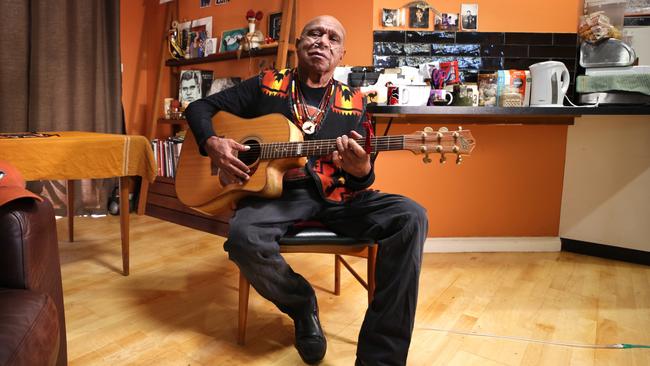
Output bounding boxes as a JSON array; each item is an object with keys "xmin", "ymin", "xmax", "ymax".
[
  {"xmin": 626, "ymin": 26, "xmax": 650, "ymax": 65},
  {"xmin": 560, "ymin": 115, "xmax": 650, "ymax": 251}
]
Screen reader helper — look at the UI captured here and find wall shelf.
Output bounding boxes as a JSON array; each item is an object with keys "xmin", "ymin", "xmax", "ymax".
[{"xmin": 165, "ymin": 45, "xmax": 283, "ymax": 67}]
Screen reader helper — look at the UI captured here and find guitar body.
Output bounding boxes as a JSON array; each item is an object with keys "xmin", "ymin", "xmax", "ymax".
[{"xmin": 175, "ymin": 112, "xmax": 306, "ymax": 216}]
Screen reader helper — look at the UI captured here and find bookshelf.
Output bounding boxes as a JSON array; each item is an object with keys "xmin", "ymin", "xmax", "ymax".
[{"xmin": 143, "ymin": 0, "xmax": 298, "ymax": 235}]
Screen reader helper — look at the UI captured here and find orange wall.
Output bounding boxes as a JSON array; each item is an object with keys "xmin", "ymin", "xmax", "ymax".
[
  {"xmin": 373, "ymin": 122, "xmax": 567, "ymax": 237},
  {"xmin": 373, "ymin": 0, "xmax": 581, "ymax": 32},
  {"xmin": 120, "ymin": 0, "xmax": 578, "ymax": 237}
]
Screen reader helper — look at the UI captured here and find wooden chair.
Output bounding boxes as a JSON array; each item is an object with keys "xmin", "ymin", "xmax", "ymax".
[{"xmin": 237, "ymin": 223, "xmax": 377, "ymax": 345}]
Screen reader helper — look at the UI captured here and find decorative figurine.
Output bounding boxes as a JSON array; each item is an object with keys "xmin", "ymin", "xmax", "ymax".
[{"xmin": 242, "ymin": 9, "xmax": 264, "ymax": 51}]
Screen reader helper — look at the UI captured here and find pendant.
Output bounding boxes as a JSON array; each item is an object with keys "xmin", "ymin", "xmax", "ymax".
[{"xmin": 302, "ymin": 121, "xmax": 316, "ymax": 135}]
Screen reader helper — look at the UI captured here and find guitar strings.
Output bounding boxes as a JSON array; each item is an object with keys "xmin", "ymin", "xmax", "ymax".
[{"xmin": 237, "ymin": 136, "xmax": 459, "ymax": 160}]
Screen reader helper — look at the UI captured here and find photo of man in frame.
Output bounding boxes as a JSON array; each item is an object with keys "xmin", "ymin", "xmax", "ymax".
[
  {"xmin": 461, "ymin": 4, "xmax": 478, "ymax": 31},
  {"xmin": 409, "ymin": 7, "xmax": 429, "ymax": 28},
  {"xmin": 179, "ymin": 70, "xmax": 202, "ymax": 107}
]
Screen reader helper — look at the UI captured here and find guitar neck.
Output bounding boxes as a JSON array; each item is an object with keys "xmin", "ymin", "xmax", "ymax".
[{"xmin": 258, "ymin": 136, "xmax": 406, "ymax": 159}]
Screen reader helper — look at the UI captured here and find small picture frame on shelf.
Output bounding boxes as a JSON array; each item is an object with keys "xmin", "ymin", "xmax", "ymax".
[
  {"xmin": 461, "ymin": 4, "xmax": 478, "ymax": 31},
  {"xmin": 204, "ymin": 37, "xmax": 218, "ymax": 56},
  {"xmin": 269, "ymin": 12, "xmax": 282, "ymax": 41},
  {"xmin": 409, "ymin": 6, "xmax": 429, "ymax": 28},
  {"xmin": 220, "ymin": 27, "xmax": 247, "ymax": 52},
  {"xmin": 382, "ymin": 8, "xmax": 400, "ymax": 27},
  {"xmin": 438, "ymin": 13, "xmax": 459, "ymax": 31}
]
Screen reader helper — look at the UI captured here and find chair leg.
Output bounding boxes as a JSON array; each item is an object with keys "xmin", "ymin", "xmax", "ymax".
[
  {"xmin": 238, "ymin": 271, "xmax": 250, "ymax": 345},
  {"xmin": 334, "ymin": 254, "xmax": 341, "ymax": 296},
  {"xmin": 367, "ymin": 246, "xmax": 378, "ymax": 304}
]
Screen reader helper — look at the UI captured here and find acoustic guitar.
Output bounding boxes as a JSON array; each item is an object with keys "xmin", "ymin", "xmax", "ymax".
[{"xmin": 175, "ymin": 111, "xmax": 475, "ymax": 216}]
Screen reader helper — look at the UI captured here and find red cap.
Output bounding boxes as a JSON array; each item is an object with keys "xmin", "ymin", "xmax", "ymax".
[{"xmin": 0, "ymin": 160, "xmax": 43, "ymax": 206}]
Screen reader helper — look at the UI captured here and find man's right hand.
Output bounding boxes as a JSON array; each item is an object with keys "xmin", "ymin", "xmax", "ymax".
[{"xmin": 203, "ymin": 136, "xmax": 251, "ymax": 184}]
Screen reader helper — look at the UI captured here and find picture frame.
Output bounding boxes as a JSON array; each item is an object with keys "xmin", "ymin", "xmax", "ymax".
[
  {"xmin": 220, "ymin": 27, "xmax": 247, "ymax": 52},
  {"xmin": 461, "ymin": 4, "xmax": 479, "ymax": 31},
  {"xmin": 204, "ymin": 37, "xmax": 218, "ymax": 56},
  {"xmin": 179, "ymin": 70, "xmax": 214, "ymax": 106},
  {"xmin": 191, "ymin": 16, "xmax": 213, "ymax": 38},
  {"xmin": 439, "ymin": 13, "xmax": 459, "ymax": 31},
  {"xmin": 178, "ymin": 70, "xmax": 203, "ymax": 106},
  {"xmin": 382, "ymin": 8, "xmax": 400, "ymax": 27},
  {"xmin": 409, "ymin": 6, "xmax": 429, "ymax": 28},
  {"xmin": 269, "ymin": 12, "xmax": 282, "ymax": 41}
]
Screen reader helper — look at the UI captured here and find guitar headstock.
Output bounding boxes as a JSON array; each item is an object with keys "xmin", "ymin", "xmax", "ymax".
[{"xmin": 404, "ymin": 127, "xmax": 476, "ymax": 164}]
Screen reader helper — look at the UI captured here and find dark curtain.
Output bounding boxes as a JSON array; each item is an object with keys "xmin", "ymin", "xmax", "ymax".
[{"xmin": 0, "ymin": 0, "xmax": 122, "ymax": 215}]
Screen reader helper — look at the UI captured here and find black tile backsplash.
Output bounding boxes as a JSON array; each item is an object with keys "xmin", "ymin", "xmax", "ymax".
[
  {"xmin": 552, "ymin": 33, "xmax": 578, "ymax": 45},
  {"xmin": 432, "ymin": 44, "xmax": 481, "ymax": 56},
  {"xmin": 406, "ymin": 31, "xmax": 455, "ymax": 43},
  {"xmin": 481, "ymin": 44, "xmax": 528, "ymax": 57},
  {"xmin": 529, "ymin": 45, "xmax": 577, "ymax": 58},
  {"xmin": 373, "ymin": 31, "xmax": 406, "ymax": 43},
  {"xmin": 404, "ymin": 43, "xmax": 431, "ymax": 55},
  {"xmin": 456, "ymin": 32, "xmax": 504, "ymax": 45},
  {"xmin": 374, "ymin": 42, "xmax": 405, "ymax": 56},
  {"xmin": 372, "ymin": 30, "xmax": 578, "ymax": 82},
  {"xmin": 505, "ymin": 32, "xmax": 553, "ymax": 45}
]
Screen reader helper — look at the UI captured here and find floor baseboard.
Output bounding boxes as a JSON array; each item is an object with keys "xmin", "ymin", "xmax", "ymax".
[
  {"xmin": 423, "ymin": 237, "xmax": 561, "ymax": 253},
  {"xmin": 561, "ymin": 238, "xmax": 650, "ymax": 266}
]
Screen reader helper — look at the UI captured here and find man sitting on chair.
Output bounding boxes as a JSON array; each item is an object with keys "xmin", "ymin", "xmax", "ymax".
[{"xmin": 185, "ymin": 15, "xmax": 428, "ymax": 365}]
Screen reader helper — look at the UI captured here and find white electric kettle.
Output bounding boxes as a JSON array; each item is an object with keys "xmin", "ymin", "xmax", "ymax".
[{"xmin": 529, "ymin": 61, "xmax": 570, "ymax": 106}]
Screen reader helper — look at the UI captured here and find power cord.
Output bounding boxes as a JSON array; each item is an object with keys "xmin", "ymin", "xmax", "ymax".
[
  {"xmin": 416, "ymin": 326, "xmax": 650, "ymax": 349},
  {"xmin": 564, "ymin": 94, "xmax": 600, "ymax": 108}
]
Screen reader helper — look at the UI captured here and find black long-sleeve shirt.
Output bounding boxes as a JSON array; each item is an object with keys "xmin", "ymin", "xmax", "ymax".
[{"xmin": 184, "ymin": 69, "xmax": 374, "ymax": 203}]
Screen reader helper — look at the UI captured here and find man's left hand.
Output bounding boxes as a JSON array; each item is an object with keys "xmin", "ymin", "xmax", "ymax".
[{"xmin": 332, "ymin": 131, "xmax": 371, "ymax": 178}]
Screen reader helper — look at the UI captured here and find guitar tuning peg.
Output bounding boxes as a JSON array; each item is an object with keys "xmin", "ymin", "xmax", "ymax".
[
  {"xmin": 440, "ymin": 153, "xmax": 447, "ymax": 164},
  {"xmin": 438, "ymin": 127, "xmax": 449, "ymax": 132},
  {"xmin": 456, "ymin": 154, "xmax": 463, "ymax": 165},
  {"xmin": 420, "ymin": 145, "xmax": 432, "ymax": 164},
  {"xmin": 423, "ymin": 127, "xmax": 433, "ymax": 134}
]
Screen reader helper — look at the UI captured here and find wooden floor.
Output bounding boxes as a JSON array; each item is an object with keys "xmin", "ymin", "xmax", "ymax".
[{"xmin": 57, "ymin": 215, "xmax": 650, "ymax": 365}]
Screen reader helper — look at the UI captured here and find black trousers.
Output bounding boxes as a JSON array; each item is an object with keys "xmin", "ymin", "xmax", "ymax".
[{"xmin": 225, "ymin": 182, "xmax": 428, "ymax": 365}]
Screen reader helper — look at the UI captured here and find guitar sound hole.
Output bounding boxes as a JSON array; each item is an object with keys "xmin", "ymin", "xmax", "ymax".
[{"xmin": 239, "ymin": 139, "xmax": 260, "ymax": 166}]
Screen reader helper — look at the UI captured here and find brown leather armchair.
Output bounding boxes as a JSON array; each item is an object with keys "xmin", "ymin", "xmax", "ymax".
[{"xmin": 0, "ymin": 198, "xmax": 67, "ymax": 366}]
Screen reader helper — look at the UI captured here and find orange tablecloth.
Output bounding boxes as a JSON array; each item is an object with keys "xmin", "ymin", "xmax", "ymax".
[
  {"xmin": 0, "ymin": 131, "xmax": 157, "ymax": 276},
  {"xmin": 0, "ymin": 131, "xmax": 156, "ymax": 182}
]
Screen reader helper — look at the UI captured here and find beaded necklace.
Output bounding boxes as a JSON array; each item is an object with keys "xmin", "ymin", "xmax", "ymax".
[{"xmin": 290, "ymin": 70, "xmax": 335, "ymax": 135}]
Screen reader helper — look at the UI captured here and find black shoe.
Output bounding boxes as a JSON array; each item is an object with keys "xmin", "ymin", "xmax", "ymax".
[{"xmin": 293, "ymin": 302, "xmax": 326, "ymax": 364}]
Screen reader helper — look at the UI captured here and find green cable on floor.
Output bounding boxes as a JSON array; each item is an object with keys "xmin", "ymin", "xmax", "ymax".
[{"xmin": 417, "ymin": 326, "xmax": 650, "ymax": 349}]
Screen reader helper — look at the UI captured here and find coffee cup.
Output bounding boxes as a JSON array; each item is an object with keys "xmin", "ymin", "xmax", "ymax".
[{"xmin": 428, "ymin": 89, "xmax": 454, "ymax": 106}]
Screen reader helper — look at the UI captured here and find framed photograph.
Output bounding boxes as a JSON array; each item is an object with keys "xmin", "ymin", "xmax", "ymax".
[
  {"xmin": 461, "ymin": 4, "xmax": 478, "ymax": 31},
  {"xmin": 204, "ymin": 37, "xmax": 218, "ymax": 56},
  {"xmin": 382, "ymin": 8, "xmax": 400, "ymax": 27},
  {"xmin": 268, "ymin": 12, "xmax": 282, "ymax": 41},
  {"xmin": 440, "ymin": 13, "xmax": 459, "ymax": 31},
  {"xmin": 409, "ymin": 6, "xmax": 429, "ymax": 28},
  {"xmin": 200, "ymin": 0, "xmax": 210, "ymax": 8},
  {"xmin": 220, "ymin": 28, "xmax": 247, "ymax": 52},
  {"xmin": 178, "ymin": 70, "xmax": 203, "ymax": 106},
  {"xmin": 179, "ymin": 70, "xmax": 214, "ymax": 106},
  {"xmin": 191, "ymin": 16, "xmax": 213, "ymax": 38},
  {"xmin": 215, "ymin": 0, "xmax": 229, "ymax": 4}
]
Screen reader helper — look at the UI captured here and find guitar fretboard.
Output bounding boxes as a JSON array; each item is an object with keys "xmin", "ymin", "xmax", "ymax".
[{"xmin": 255, "ymin": 136, "xmax": 407, "ymax": 160}]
